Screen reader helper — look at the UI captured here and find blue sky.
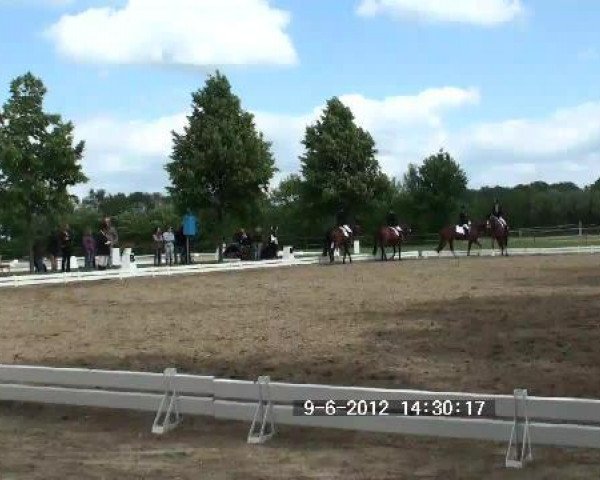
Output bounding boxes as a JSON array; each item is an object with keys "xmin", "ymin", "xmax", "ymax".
[{"xmin": 1, "ymin": 0, "xmax": 600, "ymax": 195}]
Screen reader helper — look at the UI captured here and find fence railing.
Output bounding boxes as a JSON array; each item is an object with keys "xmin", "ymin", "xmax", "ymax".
[{"xmin": 1, "ymin": 365, "xmax": 599, "ymax": 458}]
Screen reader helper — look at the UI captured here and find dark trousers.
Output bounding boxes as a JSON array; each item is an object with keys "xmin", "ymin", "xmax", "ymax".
[
  {"xmin": 61, "ymin": 249, "xmax": 72, "ymax": 272},
  {"xmin": 34, "ymin": 257, "xmax": 47, "ymax": 273},
  {"xmin": 176, "ymin": 245, "xmax": 186, "ymax": 264},
  {"xmin": 84, "ymin": 250, "xmax": 95, "ymax": 269},
  {"xmin": 154, "ymin": 248, "xmax": 162, "ymax": 266}
]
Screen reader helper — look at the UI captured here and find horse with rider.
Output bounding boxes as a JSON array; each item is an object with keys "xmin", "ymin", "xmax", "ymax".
[
  {"xmin": 373, "ymin": 210, "xmax": 411, "ymax": 261},
  {"xmin": 323, "ymin": 208, "xmax": 360, "ymax": 264},
  {"xmin": 436, "ymin": 200, "xmax": 509, "ymax": 256},
  {"xmin": 436, "ymin": 204, "xmax": 486, "ymax": 256},
  {"xmin": 488, "ymin": 197, "xmax": 509, "ymax": 256}
]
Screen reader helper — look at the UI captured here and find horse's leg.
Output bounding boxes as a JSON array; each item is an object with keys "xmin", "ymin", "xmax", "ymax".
[
  {"xmin": 467, "ymin": 239, "xmax": 472, "ymax": 256},
  {"xmin": 398, "ymin": 241, "xmax": 402, "ymax": 261},
  {"xmin": 347, "ymin": 241, "xmax": 352, "ymax": 264},
  {"xmin": 449, "ymin": 239, "xmax": 455, "ymax": 256},
  {"xmin": 391, "ymin": 244, "xmax": 396, "ymax": 260},
  {"xmin": 436, "ymin": 237, "xmax": 446, "ymax": 253},
  {"xmin": 372, "ymin": 235, "xmax": 378, "ymax": 257}
]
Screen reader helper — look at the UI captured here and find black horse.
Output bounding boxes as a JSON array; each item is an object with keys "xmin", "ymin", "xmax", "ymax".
[{"xmin": 260, "ymin": 230, "xmax": 280, "ymax": 260}]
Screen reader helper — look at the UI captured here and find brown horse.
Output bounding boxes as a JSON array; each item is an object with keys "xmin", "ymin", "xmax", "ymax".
[
  {"xmin": 372, "ymin": 225, "xmax": 411, "ymax": 261},
  {"xmin": 488, "ymin": 215, "xmax": 509, "ymax": 256},
  {"xmin": 323, "ymin": 224, "xmax": 361, "ymax": 264},
  {"xmin": 436, "ymin": 221, "xmax": 487, "ymax": 256}
]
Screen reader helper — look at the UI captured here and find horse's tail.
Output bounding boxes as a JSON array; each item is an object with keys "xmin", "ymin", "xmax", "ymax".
[{"xmin": 323, "ymin": 231, "xmax": 330, "ymax": 256}]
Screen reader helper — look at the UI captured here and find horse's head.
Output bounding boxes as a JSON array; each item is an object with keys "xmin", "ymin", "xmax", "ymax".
[{"xmin": 352, "ymin": 224, "xmax": 362, "ymax": 236}]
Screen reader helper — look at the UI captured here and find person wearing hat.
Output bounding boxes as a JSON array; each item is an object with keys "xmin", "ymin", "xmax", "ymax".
[
  {"xmin": 491, "ymin": 197, "xmax": 507, "ymax": 227},
  {"xmin": 458, "ymin": 205, "xmax": 470, "ymax": 236},
  {"xmin": 336, "ymin": 208, "xmax": 352, "ymax": 237},
  {"xmin": 386, "ymin": 210, "xmax": 402, "ymax": 236}
]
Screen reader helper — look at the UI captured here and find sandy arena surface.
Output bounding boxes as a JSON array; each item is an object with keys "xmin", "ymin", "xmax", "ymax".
[{"xmin": 0, "ymin": 254, "xmax": 599, "ymax": 478}]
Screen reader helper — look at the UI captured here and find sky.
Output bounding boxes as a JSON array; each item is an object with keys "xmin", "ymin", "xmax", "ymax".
[{"xmin": 1, "ymin": 0, "xmax": 600, "ymax": 196}]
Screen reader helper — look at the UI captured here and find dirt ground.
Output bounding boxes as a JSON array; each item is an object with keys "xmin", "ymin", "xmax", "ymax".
[{"xmin": 1, "ymin": 254, "xmax": 600, "ymax": 478}]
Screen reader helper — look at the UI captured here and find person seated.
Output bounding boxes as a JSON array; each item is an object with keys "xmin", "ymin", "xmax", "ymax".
[
  {"xmin": 269, "ymin": 226, "xmax": 279, "ymax": 245},
  {"xmin": 386, "ymin": 210, "xmax": 402, "ymax": 235},
  {"xmin": 238, "ymin": 228, "xmax": 251, "ymax": 247},
  {"xmin": 458, "ymin": 206, "xmax": 471, "ymax": 236},
  {"xmin": 336, "ymin": 208, "xmax": 352, "ymax": 237},
  {"xmin": 490, "ymin": 198, "xmax": 507, "ymax": 227}
]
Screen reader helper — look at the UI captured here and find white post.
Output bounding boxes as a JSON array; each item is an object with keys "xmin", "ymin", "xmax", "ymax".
[
  {"xmin": 121, "ymin": 248, "xmax": 136, "ymax": 271},
  {"xmin": 282, "ymin": 246, "xmax": 294, "ymax": 262},
  {"xmin": 353, "ymin": 240, "xmax": 360, "ymax": 255},
  {"xmin": 111, "ymin": 247, "xmax": 121, "ymax": 267},
  {"xmin": 579, "ymin": 221, "xmax": 583, "ymax": 237}
]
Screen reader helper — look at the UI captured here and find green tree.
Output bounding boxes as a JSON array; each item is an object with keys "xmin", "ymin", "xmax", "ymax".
[
  {"xmin": 166, "ymin": 71, "xmax": 276, "ymax": 261},
  {"xmin": 299, "ymin": 97, "xmax": 383, "ymax": 223},
  {"xmin": 0, "ymin": 72, "xmax": 87, "ymax": 271},
  {"xmin": 404, "ymin": 149, "xmax": 467, "ymax": 231}
]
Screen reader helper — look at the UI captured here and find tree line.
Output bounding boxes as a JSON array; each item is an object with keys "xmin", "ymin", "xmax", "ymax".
[{"xmin": 1, "ymin": 71, "xmax": 599, "ymax": 268}]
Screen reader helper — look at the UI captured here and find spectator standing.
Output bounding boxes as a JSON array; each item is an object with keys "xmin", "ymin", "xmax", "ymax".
[
  {"xmin": 253, "ymin": 227, "xmax": 263, "ymax": 260},
  {"xmin": 163, "ymin": 226, "xmax": 175, "ymax": 267},
  {"xmin": 33, "ymin": 238, "xmax": 47, "ymax": 273},
  {"xmin": 103, "ymin": 217, "xmax": 119, "ymax": 267},
  {"xmin": 82, "ymin": 228, "xmax": 96, "ymax": 269},
  {"xmin": 96, "ymin": 225, "xmax": 112, "ymax": 270},
  {"xmin": 47, "ymin": 230, "xmax": 60, "ymax": 272},
  {"xmin": 60, "ymin": 224, "xmax": 73, "ymax": 272},
  {"xmin": 153, "ymin": 227, "xmax": 163, "ymax": 266},
  {"xmin": 175, "ymin": 225, "xmax": 186, "ymax": 264}
]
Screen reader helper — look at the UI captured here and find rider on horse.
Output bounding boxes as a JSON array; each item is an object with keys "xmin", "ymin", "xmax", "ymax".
[
  {"xmin": 269, "ymin": 226, "xmax": 279, "ymax": 245},
  {"xmin": 386, "ymin": 210, "xmax": 402, "ymax": 236},
  {"xmin": 490, "ymin": 198, "xmax": 507, "ymax": 228},
  {"xmin": 336, "ymin": 208, "xmax": 352, "ymax": 237},
  {"xmin": 458, "ymin": 205, "xmax": 471, "ymax": 236}
]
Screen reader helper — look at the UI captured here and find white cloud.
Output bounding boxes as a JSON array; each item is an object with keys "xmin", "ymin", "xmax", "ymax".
[
  {"xmin": 73, "ymin": 90, "xmax": 600, "ymax": 195},
  {"xmin": 450, "ymin": 102, "xmax": 600, "ymax": 186},
  {"xmin": 45, "ymin": 0, "xmax": 298, "ymax": 67},
  {"xmin": 72, "ymin": 87, "xmax": 479, "ymax": 194},
  {"xmin": 356, "ymin": 0, "xmax": 524, "ymax": 26}
]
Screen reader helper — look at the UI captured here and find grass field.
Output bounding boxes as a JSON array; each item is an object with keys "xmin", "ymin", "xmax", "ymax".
[{"xmin": 1, "ymin": 254, "xmax": 600, "ymax": 478}]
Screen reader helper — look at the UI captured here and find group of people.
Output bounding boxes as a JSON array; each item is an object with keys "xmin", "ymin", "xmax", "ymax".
[
  {"xmin": 224, "ymin": 226, "xmax": 279, "ymax": 260},
  {"xmin": 152, "ymin": 226, "xmax": 189, "ymax": 266},
  {"xmin": 33, "ymin": 217, "xmax": 119, "ymax": 273}
]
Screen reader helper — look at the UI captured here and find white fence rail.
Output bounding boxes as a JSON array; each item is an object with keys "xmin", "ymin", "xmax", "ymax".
[
  {"xmin": 1, "ymin": 245, "xmax": 599, "ymax": 289},
  {"xmin": 1, "ymin": 365, "xmax": 599, "ymax": 451}
]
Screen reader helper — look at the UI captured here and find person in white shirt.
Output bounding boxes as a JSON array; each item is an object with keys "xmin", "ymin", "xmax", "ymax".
[{"xmin": 162, "ymin": 226, "xmax": 175, "ymax": 267}]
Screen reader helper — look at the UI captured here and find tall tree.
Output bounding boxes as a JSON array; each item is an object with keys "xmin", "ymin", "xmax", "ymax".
[
  {"xmin": 166, "ymin": 71, "xmax": 276, "ymax": 261},
  {"xmin": 404, "ymin": 149, "xmax": 467, "ymax": 231},
  {"xmin": 0, "ymin": 72, "xmax": 87, "ymax": 272},
  {"xmin": 299, "ymin": 97, "xmax": 383, "ymax": 223}
]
